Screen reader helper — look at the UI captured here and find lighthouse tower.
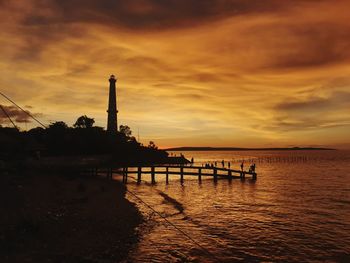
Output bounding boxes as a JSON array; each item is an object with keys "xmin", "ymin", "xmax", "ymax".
[{"xmin": 107, "ymin": 75, "xmax": 118, "ymax": 133}]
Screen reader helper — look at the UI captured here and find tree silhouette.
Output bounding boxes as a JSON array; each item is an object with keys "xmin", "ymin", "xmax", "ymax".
[
  {"xmin": 119, "ymin": 125, "xmax": 132, "ymax": 137},
  {"xmin": 74, "ymin": 115, "xmax": 95, "ymax": 128},
  {"xmin": 49, "ymin": 121, "xmax": 68, "ymax": 130},
  {"xmin": 0, "ymin": 115, "xmax": 173, "ymax": 165},
  {"xmin": 148, "ymin": 141, "xmax": 158, "ymax": 149}
]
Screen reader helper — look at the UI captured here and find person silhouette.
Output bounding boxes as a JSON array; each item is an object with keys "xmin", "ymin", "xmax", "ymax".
[
  {"xmin": 240, "ymin": 162, "xmax": 244, "ymax": 171},
  {"xmin": 249, "ymin": 164, "xmax": 253, "ymax": 173},
  {"xmin": 221, "ymin": 160, "xmax": 224, "ymax": 167}
]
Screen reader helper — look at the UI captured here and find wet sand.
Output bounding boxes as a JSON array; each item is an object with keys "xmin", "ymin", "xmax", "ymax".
[{"xmin": 0, "ymin": 170, "xmax": 142, "ymax": 262}]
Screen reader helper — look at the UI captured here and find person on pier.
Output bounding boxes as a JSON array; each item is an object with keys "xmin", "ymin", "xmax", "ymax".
[
  {"xmin": 240, "ymin": 161, "xmax": 244, "ymax": 171},
  {"xmin": 249, "ymin": 163, "xmax": 256, "ymax": 173}
]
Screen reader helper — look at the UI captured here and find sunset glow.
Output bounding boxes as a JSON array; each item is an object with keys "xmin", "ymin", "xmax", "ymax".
[{"xmin": 1, "ymin": 0, "xmax": 349, "ymax": 148}]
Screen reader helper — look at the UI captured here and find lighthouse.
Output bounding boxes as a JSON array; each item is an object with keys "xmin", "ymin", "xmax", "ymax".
[{"xmin": 107, "ymin": 75, "xmax": 118, "ymax": 133}]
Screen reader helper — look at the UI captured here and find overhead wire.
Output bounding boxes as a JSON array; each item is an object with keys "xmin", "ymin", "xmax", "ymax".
[
  {"xmin": 0, "ymin": 104, "xmax": 18, "ymax": 129},
  {"xmin": 125, "ymin": 186, "xmax": 221, "ymax": 262},
  {"xmin": 0, "ymin": 91, "xmax": 220, "ymax": 261},
  {"xmin": 0, "ymin": 91, "xmax": 47, "ymax": 128}
]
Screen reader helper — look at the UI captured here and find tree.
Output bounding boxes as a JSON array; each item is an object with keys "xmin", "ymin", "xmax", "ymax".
[
  {"xmin": 27, "ymin": 127, "xmax": 45, "ymax": 139},
  {"xmin": 74, "ymin": 115, "xmax": 95, "ymax": 128},
  {"xmin": 119, "ymin": 125, "xmax": 132, "ymax": 137},
  {"xmin": 49, "ymin": 121, "xmax": 68, "ymax": 130},
  {"xmin": 148, "ymin": 141, "xmax": 158, "ymax": 149}
]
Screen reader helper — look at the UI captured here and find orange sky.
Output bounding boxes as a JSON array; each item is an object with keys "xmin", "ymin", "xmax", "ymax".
[{"xmin": 0, "ymin": 0, "xmax": 349, "ymax": 148}]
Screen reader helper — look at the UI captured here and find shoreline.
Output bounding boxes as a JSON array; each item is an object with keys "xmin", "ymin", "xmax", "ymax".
[
  {"xmin": 0, "ymin": 170, "xmax": 143, "ymax": 262},
  {"xmin": 164, "ymin": 147, "xmax": 336, "ymax": 151}
]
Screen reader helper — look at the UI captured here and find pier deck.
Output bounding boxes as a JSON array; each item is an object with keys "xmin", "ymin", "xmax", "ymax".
[{"xmin": 90, "ymin": 165, "xmax": 257, "ymax": 184}]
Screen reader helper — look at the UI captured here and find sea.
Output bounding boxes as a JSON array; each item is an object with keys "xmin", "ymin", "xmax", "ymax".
[{"xmin": 122, "ymin": 150, "xmax": 350, "ymax": 262}]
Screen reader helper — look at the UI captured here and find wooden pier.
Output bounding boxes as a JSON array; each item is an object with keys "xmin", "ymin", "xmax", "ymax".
[{"xmin": 106, "ymin": 165, "xmax": 257, "ymax": 184}]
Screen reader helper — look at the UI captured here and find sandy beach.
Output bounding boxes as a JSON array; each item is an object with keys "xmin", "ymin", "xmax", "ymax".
[{"xmin": 0, "ymin": 170, "xmax": 142, "ymax": 262}]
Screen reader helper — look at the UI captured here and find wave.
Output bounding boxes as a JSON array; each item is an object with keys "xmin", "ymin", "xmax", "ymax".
[{"xmin": 157, "ymin": 190, "xmax": 185, "ymax": 214}]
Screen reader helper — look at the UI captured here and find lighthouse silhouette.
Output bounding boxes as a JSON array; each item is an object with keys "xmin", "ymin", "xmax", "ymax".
[{"xmin": 107, "ymin": 75, "xmax": 118, "ymax": 133}]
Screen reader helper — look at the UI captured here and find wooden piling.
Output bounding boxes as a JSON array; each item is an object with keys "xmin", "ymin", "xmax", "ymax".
[
  {"xmin": 124, "ymin": 167, "xmax": 128, "ymax": 183},
  {"xmin": 228, "ymin": 170, "xmax": 232, "ymax": 180},
  {"xmin": 151, "ymin": 166, "xmax": 155, "ymax": 184},
  {"xmin": 213, "ymin": 168, "xmax": 217, "ymax": 182},
  {"xmin": 166, "ymin": 167, "xmax": 169, "ymax": 184},
  {"xmin": 180, "ymin": 166, "xmax": 184, "ymax": 183},
  {"xmin": 252, "ymin": 172, "xmax": 257, "ymax": 180},
  {"xmin": 198, "ymin": 168, "xmax": 202, "ymax": 182},
  {"xmin": 137, "ymin": 167, "xmax": 141, "ymax": 183}
]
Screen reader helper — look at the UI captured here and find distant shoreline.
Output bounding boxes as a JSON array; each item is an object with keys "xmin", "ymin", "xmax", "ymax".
[{"xmin": 164, "ymin": 147, "xmax": 336, "ymax": 151}]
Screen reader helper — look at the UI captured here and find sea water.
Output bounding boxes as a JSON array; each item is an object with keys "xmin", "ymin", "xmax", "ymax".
[{"xmin": 125, "ymin": 150, "xmax": 350, "ymax": 262}]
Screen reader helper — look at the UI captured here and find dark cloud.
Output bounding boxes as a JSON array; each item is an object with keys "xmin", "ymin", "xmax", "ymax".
[
  {"xmin": 219, "ymin": 20, "xmax": 350, "ymax": 71},
  {"xmin": 0, "ymin": 104, "xmax": 41, "ymax": 124},
  {"xmin": 266, "ymin": 91, "xmax": 350, "ymax": 131},
  {"xmin": 7, "ymin": 0, "xmax": 348, "ymax": 71},
  {"xmin": 22, "ymin": 0, "xmax": 315, "ymax": 30},
  {"xmin": 276, "ymin": 97, "xmax": 329, "ymax": 112},
  {"xmin": 263, "ymin": 118, "xmax": 350, "ymax": 131},
  {"xmin": 186, "ymin": 73, "xmax": 224, "ymax": 83},
  {"xmin": 268, "ymin": 24, "xmax": 350, "ymax": 69},
  {"xmin": 12, "ymin": 25, "xmax": 88, "ymax": 61},
  {"xmin": 275, "ymin": 91, "xmax": 350, "ymax": 112}
]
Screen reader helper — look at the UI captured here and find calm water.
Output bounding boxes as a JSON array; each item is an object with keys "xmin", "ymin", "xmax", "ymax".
[{"xmin": 124, "ymin": 150, "xmax": 350, "ymax": 262}]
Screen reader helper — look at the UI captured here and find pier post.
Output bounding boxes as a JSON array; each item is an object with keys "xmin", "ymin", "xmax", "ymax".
[
  {"xmin": 166, "ymin": 167, "xmax": 169, "ymax": 184},
  {"xmin": 252, "ymin": 172, "xmax": 257, "ymax": 180},
  {"xmin": 151, "ymin": 166, "xmax": 155, "ymax": 184},
  {"xmin": 122, "ymin": 168, "xmax": 125, "ymax": 182},
  {"xmin": 228, "ymin": 170, "xmax": 232, "ymax": 181},
  {"xmin": 180, "ymin": 166, "xmax": 184, "ymax": 183},
  {"xmin": 198, "ymin": 168, "xmax": 202, "ymax": 182},
  {"xmin": 137, "ymin": 167, "xmax": 142, "ymax": 184},
  {"xmin": 213, "ymin": 168, "xmax": 217, "ymax": 182},
  {"xmin": 124, "ymin": 167, "xmax": 128, "ymax": 183}
]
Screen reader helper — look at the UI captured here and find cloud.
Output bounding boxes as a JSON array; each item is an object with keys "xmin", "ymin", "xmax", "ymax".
[
  {"xmin": 275, "ymin": 91, "xmax": 350, "ymax": 112},
  {"xmin": 265, "ymin": 23, "xmax": 350, "ymax": 70},
  {"xmin": 0, "ymin": 104, "xmax": 42, "ymax": 124},
  {"xmin": 268, "ymin": 91, "xmax": 350, "ymax": 131},
  {"xmin": 0, "ymin": 0, "xmax": 349, "ymax": 146},
  {"xmin": 21, "ymin": 0, "xmax": 307, "ymax": 30}
]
